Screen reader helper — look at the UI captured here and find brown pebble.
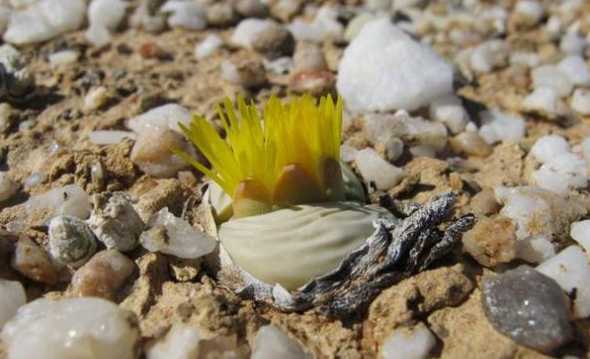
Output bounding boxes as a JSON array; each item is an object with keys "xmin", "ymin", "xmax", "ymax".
[
  {"xmin": 462, "ymin": 216, "xmax": 516, "ymax": 267},
  {"xmin": 139, "ymin": 42, "xmax": 170, "ymax": 60},
  {"xmin": 449, "ymin": 132, "xmax": 493, "ymax": 157},
  {"xmin": 71, "ymin": 249, "xmax": 135, "ymax": 300},
  {"xmin": 11, "ymin": 237, "xmax": 59, "ymax": 285},
  {"xmin": 470, "ymin": 188, "xmax": 501, "ymax": 216},
  {"xmin": 289, "ymin": 70, "xmax": 335, "ymax": 96}
]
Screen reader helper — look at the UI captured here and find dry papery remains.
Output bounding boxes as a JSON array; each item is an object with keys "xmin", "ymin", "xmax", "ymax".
[{"xmin": 1, "ymin": 0, "xmax": 590, "ymax": 358}]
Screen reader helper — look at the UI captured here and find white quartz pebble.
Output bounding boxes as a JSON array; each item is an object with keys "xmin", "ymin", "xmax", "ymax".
[
  {"xmin": 429, "ymin": 95, "xmax": 468, "ymax": 134},
  {"xmin": 531, "ymin": 65, "xmax": 573, "ymax": 98},
  {"xmin": 537, "ymin": 246, "xmax": 590, "ymax": 318},
  {"xmin": 571, "ymin": 89, "xmax": 590, "ymax": 115},
  {"xmin": 522, "ymin": 87, "xmax": 567, "ymax": 117},
  {"xmin": 380, "ymin": 324, "xmax": 436, "ymax": 359},
  {"xmin": 140, "ymin": 207, "xmax": 217, "ymax": 259},
  {"xmin": 514, "ymin": 0, "xmax": 544, "ymax": 26},
  {"xmin": 4, "ymin": 0, "xmax": 86, "ymax": 45},
  {"xmin": 560, "ymin": 32, "xmax": 587, "ymax": 55},
  {"xmin": 287, "ymin": 6, "xmax": 343, "ymax": 43},
  {"xmin": 85, "ymin": 0, "xmax": 128, "ymax": 47},
  {"xmin": 147, "ymin": 323, "xmax": 202, "ymax": 359},
  {"xmin": 231, "ymin": 19, "xmax": 275, "ymax": 48},
  {"xmin": 48, "ymin": 50, "xmax": 80, "ymax": 67},
  {"xmin": 1, "ymin": 297, "xmax": 139, "ymax": 359},
  {"xmin": 478, "ymin": 110, "xmax": 525, "ymax": 144},
  {"xmin": 161, "ymin": 0, "xmax": 207, "ymax": 30},
  {"xmin": 355, "ymin": 148, "xmax": 405, "ymax": 190},
  {"xmin": 195, "ymin": 34, "xmax": 223, "ymax": 60},
  {"xmin": 570, "ymin": 220, "xmax": 590, "ymax": 254},
  {"xmin": 25, "ymin": 184, "xmax": 91, "ymax": 219},
  {"xmin": 469, "ymin": 39, "xmax": 509, "ymax": 73},
  {"xmin": 557, "ymin": 56, "xmax": 590, "ymax": 87},
  {"xmin": 127, "ymin": 104, "xmax": 191, "ymax": 134},
  {"xmin": 494, "ymin": 186, "xmax": 562, "ymax": 262},
  {"xmin": 252, "ymin": 325, "xmax": 309, "ymax": 359},
  {"xmin": 532, "ymin": 152, "xmax": 588, "ymax": 194},
  {"xmin": 0, "ymin": 280, "xmax": 26, "ymax": 329},
  {"xmin": 88, "ymin": 130, "xmax": 136, "ymax": 145},
  {"xmin": 530, "ymin": 135, "xmax": 570, "ymax": 164},
  {"xmin": 337, "ymin": 18, "xmax": 453, "ymax": 112}
]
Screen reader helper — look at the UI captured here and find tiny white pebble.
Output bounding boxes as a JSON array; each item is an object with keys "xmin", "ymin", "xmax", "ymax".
[
  {"xmin": 194, "ymin": 34, "xmax": 223, "ymax": 60},
  {"xmin": 571, "ymin": 89, "xmax": 590, "ymax": 115}
]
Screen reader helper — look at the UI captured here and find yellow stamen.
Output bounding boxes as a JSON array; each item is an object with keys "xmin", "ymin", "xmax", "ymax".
[{"xmin": 178, "ymin": 94, "xmax": 344, "ymax": 217}]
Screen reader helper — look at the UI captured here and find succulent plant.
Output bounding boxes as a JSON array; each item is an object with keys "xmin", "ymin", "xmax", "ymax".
[{"xmin": 180, "ymin": 95, "xmax": 474, "ymax": 317}]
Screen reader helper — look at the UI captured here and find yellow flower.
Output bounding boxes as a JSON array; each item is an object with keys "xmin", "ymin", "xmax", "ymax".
[{"xmin": 177, "ymin": 94, "xmax": 345, "ymax": 218}]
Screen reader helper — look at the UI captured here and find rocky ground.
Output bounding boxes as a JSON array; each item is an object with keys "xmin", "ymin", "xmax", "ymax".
[{"xmin": 1, "ymin": 0, "xmax": 590, "ymax": 358}]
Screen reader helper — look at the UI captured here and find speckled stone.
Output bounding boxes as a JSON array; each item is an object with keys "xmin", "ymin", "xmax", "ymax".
[{"xmin": 481, "ymin": 265, "xmax": 572, "ymax": 353}]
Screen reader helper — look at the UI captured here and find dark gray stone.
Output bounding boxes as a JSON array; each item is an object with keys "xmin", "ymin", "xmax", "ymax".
[{"xmin": 482, "ymin": 265, "xmax": 573, "ymax": 353}]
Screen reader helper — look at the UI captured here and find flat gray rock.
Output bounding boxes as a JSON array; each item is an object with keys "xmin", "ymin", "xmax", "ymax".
[{"xmin": 482, "ymin": 265, "xmax": 573, "ymax": 353}]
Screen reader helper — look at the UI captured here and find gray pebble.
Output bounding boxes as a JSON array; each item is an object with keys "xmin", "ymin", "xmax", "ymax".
[
  {"xmin": 48, "ymin": 216, "xmax": 97, "ymax": 268},
  {"xmin": 87, "ymin": 192, "xmax": 144, "ymax": 252},
  {"xmin": 482, "ymin": 265, "xmax": 573, "ymax": 353},
  {"xmin": 251, "ymin": 23, "xmax": 295, "ymax": 59}
]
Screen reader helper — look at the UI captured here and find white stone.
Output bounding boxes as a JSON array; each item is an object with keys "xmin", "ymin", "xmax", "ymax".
[
  {"xmin": 522, "ymin": 87, "xmax": 567, "ymax": 117},
  {"xmin": 161, "ymin": 0, "xmax": 207, "ymax": 30},
  {"xmin": 287, "ymin": 6, "xmax": 343, "ymax": 43},
  {"xmin": 570, "ymin": 220, "xmax": 590, "ymax": 254},
  {"xmin": 364, "ymin": 111, "xmax": 447, "ymax": 153},
  {"xmin": 380, "ymin": 323, "xmax": 436, "ymax": 359},
  {"xmin": 1, "ymin": 297, "xmax": 139, "ymax": 359},
  {"xmin": 340, "ymin": 144, "xmax": 358, "ymax": 163},
  {"xmin": 146, "ymin": 323, "xmax": 201, "ymax": 359},
  {"xmin": 429, "ymin": 95, "xmax": 468, "ymax": 134},
  {"xmin": 531, "ymin": 65, "xmax": 573, "ymax": 98},
  {"xmin": 127, "ymin": 104, "xmax": 191, "ymax": 134},
  {"xmin": 140, "ymin": 207, "xmax": 217, "ymax": 259},
  {"xmin": 338, "ymin": 18, "xmax": 453, "ymax": 113},
  {"xmin": 355, "ymin": 148, "xmax": 405, "ymax": 190},
  {"xmin": 514, "ymin": 0, "xmax": 544, "ymax": 25},
  {"xmin": 83, "ymin": 86, "xmax": 110, "ymax": 113},
  {"xmin": 530, "ymin": 135, "xmax": 570, "ymax": 164},
  {"xmin": 560, "ymin": 32, "xmax": 587, "ymax": 55},
  {"xmin": 0, "ymin": 280, "xmax": 26, "ymax": 329},
  {"xmin": 22, "ymin": 172, "xmax": 46, "ymax": 190},
  {"xmin": 515, "ymin": 235, "xmax": 556, "ymax": 263},
  {"xmin": 571, "ymin": 88, "xmax": 590, "ymax": 115},
  {"xmin": 537, "ymin": 246, "xmax": 590, "ymax": 318},
  {"xmin": 509, "ymin": 52, "xmax": 540, "ymax": 68},
  {"xmin": 231, "ymin": 18, "xmax": 275, "ymax": 48},
  {"xmin": 0, "ymin": 171, "xmax": 18, "ymax": 203},
  {"xmin": 557, "ymin": 56, "xmax": 590, "ymax": 87},
  {"xmin": 478, "ymin": 110, "xmax": 525, "ymax": 144},
  {"xmin": 4, "ymin": 0, "xmax": 86, "ymax": 45},
  {"xmin": 85, "ymin": 0, "xmax": 128, "ymax": 48},
  {"xmin": 195, "ymin": 34, "xmax": 223, "ymax": 60},
  {"xmin": 88, "ymin": 130, "xmax": 136, "ymax": 145},
  {"xmin": 252, "ymin": 325, "xmax": 308, "ymax": 359},
  {"xmin": 25, "ymin": 184, "xmax": 91, "ymax": 219},
  {"xmin": 532, "ymin": 152, "xmax": 588, "ymax": 194},
  {"xmin": 48, "ymin": 50, "xmax": 79, "ymax": 67},
  {"xmin": 469, "ymin": 39, "xmax": 509, "ymax": 73},
  {"xmin": 494, "ymin": 186, "xmax": 562, "ymax": 262},
  {"xmin": 545, "ymin": 16, "xmax": 562, "ymax": 39}
]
